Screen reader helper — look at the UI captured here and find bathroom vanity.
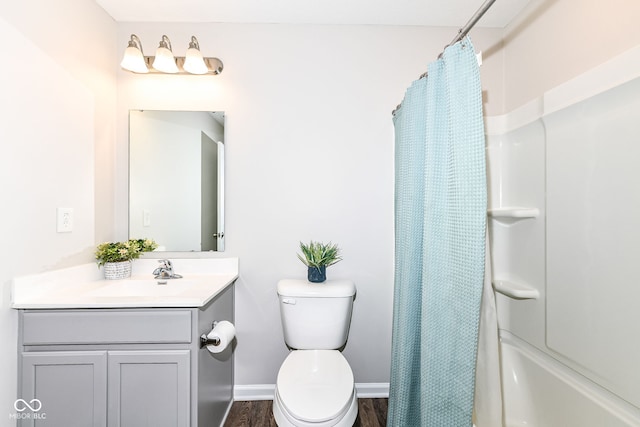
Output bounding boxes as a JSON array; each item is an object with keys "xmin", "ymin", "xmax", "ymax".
[{"xmin": 12, "ymin": 258, "xmax": 237, "ymax": 427}]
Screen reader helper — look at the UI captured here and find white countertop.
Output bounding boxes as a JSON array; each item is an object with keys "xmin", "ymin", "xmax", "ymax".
[{"xmin": 11, "ymin": 258, "xmax": 238, "ymax": 309}]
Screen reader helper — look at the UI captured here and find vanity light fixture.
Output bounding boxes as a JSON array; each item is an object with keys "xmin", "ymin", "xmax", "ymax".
[
  {"xmin": 120, "ymin": 34, "xmax": 224, "ymax": 75},
  {"xmin": 183, "ymin": 36, "xmax": 209, "ymax": 75},
  {"xmin": 120, "ymin": 34, "xmax": 149, "ymax": 74},
  {"xmin": 152, "ymin": 35, "xmax": 179, "ymax": 73}
]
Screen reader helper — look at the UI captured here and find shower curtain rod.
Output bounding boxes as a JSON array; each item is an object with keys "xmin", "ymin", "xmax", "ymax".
[
  {"xmin": 446, "ymin": 0, "xmax": 498, "ymax": 52},
  {"xmin": 393, "ymin": 0, "xmax": 497, "ymax": 114},
  {"xmin": 422, "ymin": 0, "xmax": 497, "ymax": 76}
]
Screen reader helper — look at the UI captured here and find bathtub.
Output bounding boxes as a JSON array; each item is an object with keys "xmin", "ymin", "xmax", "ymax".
[{"xmin": 500, "ymin": 332, "xmax": 640, "ymax": 427}]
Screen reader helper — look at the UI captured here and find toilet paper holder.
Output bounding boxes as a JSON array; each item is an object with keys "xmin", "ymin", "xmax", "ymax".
[{"xmin": 200, "ymin": 321, "xmax": 222, "ymax": 348}]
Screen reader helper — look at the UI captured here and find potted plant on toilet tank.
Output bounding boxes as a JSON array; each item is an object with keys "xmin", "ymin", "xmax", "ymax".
[{"xmin": 297, "ymin": 240, "xmax": 342, "ymax": 283}]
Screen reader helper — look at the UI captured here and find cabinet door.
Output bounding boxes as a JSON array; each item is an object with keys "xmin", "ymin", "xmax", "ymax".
[
  {"xmin": 20, "ymin": 351, "xmax": 108, "ymax": 427},
  {"xmin": 108, "ymin": 350, "xmax": 190, "ymax": 427}
]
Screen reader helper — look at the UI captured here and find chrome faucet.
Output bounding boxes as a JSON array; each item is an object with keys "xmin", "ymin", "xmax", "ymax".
[{"xmin": 153, "ymin": 259, "xmax": 182, "ymax": 279}]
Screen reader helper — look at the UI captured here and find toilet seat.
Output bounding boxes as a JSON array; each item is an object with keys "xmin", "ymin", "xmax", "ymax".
[{"xmin": 274, "ymin": 350, "xmax": 356, "ymax": 426}]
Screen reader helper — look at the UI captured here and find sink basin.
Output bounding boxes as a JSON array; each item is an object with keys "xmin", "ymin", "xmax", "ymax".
[{"xmin": 89, "ymin": 279, "xmax": 198, "ymax": 297}]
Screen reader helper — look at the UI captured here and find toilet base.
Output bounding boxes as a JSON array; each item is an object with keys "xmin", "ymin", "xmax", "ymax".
[{"xmin": 272, "ymin": 386, "xmax": 358, "ymax": 427}]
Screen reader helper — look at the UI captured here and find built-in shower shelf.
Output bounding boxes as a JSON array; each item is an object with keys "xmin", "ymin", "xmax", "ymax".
[
  {"xmin": 493, "ymin": 280, "xmax": 539, "ymax": 300},
  {"xmin": 487, "ymin": 207, "xmax": 539, "ymax": 222}
]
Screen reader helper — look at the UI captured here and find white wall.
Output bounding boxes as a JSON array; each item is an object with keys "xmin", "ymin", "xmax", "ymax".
[
  {"xmin": 116, "ymin": 23, "xmax": 505, "ymax": 390},
  {"xmin": 501, "ymin": 0, "xmax": 640, "ymax": 113},
  {"xmin": 0, "ymin": 0, "xmax": 117, "ymax": 417}
]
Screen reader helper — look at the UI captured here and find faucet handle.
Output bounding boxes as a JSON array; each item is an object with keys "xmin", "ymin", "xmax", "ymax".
[{"xmin": 158, "ymin": 259, "xmax": 172, "ymax": 269}]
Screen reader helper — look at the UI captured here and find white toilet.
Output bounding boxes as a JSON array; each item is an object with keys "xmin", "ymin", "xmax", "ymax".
[{"xmin": 273, "ymin": 279, "xmax": 358, "ymax": 427}]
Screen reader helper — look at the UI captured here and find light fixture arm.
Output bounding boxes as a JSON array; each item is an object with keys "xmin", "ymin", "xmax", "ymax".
[
  {"xmin": 128, "ymin": 34, "xmax": 144, "ymax": 53},
  {"xmin": 158, "ymin": 34, "xmax": 173, "ymax": 51},
  {"xmin": 188, "ymin": 36, "xmax": 200, "ymax": 50}
]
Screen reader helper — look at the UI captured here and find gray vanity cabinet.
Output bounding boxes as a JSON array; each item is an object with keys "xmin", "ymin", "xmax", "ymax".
[
  {"xmin": 17, "ymin": 284, "xmax": 234, "ymax": 427},
  {"xmin": 108, "ymin": 350, "xmax": 191, "ymax": 427},
  {"xmin": 20, "ymin": 350, "xmax": 108, "ymax": 426}
]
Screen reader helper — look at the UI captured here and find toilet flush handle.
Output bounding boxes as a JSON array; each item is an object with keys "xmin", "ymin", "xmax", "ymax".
[{"xmin": 282, "ymin": 298, "xmax": 296, "ymax": 305}]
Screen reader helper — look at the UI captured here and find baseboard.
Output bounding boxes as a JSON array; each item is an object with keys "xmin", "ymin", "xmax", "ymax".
[
  {"xmin": 234, "ymin": 383, "xmax": 389, "ymax": 401},
  {"xmin": 234, "ymin": 384, "xmax": 276, "ymax": 401},
  {"xmin": 355, "ymin": 382, "xmax": 390, "ymax": 398}
]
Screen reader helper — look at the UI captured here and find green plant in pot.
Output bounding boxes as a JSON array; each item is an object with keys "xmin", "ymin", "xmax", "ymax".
[
  {"xmin": 297, "ymin": 240, "xmax": 342, "ymax": 283},
  {"xmin": 95, "ymin": 238, "xmax": 158, "ymax": 280}
]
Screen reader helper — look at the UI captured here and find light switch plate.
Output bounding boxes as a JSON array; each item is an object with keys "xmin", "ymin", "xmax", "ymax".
[{"xmin": 57, "ymin": 208, "xmax": 73, "ymax": 233}]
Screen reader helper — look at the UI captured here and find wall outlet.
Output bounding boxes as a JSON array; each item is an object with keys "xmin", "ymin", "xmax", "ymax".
[{"xmin": 57, "ymin": 208, "xmax": 73, "ymax": 233}]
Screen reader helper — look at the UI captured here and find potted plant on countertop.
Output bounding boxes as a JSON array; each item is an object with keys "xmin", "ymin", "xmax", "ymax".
[
  {"xmin": 95, "ymin": 238, "xmax": 158, "ymax": 280},
  {"xmin": 297, "ymin": 240, "xmax": 342, "ymax": 283}
]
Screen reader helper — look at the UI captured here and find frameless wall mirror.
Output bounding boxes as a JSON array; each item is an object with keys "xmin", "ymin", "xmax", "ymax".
[{"xmin": 129, "ymin": 110, "xmax": 225, "ymax": 252}]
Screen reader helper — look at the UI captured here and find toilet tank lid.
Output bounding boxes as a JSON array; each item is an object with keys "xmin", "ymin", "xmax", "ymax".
[{"xmin": 277, "ymin": 279, "xmax": 356, "ymax": 298}]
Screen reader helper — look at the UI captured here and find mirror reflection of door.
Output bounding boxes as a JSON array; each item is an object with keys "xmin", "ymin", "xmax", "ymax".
[
  {"xmin": 201, "ymin": 133, "xmax": 218, "ymax": 251},
  {"xmin": 216, "ymin": 142, "xmax": 225, "ymax": 251}
]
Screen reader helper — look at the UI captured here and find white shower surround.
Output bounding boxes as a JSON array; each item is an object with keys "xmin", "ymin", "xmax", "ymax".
[{"xmin": 486, "ymin": 45, "xmax": 640, "ymax": 425}]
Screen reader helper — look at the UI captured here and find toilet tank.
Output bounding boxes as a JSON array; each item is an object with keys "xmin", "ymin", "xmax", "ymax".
[{"xmin": 277, "ymin": 279, "xmax": 356, "ymax": 350}]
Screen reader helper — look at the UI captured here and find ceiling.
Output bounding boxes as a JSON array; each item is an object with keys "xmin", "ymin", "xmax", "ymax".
[{"xmin": 95, "ymin": 0, "xmax": 531, "ymax": 28}]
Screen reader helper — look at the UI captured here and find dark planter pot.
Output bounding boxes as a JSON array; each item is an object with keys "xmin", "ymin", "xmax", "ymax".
[{"xmin": 307, "ymin": 266, "xmax": 326, "ymax": 283}]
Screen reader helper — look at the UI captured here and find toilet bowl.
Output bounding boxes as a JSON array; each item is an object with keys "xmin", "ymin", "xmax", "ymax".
[
  {"xmin": 274, "ymin": 279, "xmax": 358, "ymax": 427},
  {"xmin": 273, "ymin": 350, "xmax": 358, "ymax": 427}
]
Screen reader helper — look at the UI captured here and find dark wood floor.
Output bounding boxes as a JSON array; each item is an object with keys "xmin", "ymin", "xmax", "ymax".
[{"xmin": 224, "ymin": 398, "xmax": 388, "ymax": 427}]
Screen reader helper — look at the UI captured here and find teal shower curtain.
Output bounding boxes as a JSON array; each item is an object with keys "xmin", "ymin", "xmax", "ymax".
[{"xmin": 388, "ymin": 37, "xmax": 487, "ymax": 426}]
